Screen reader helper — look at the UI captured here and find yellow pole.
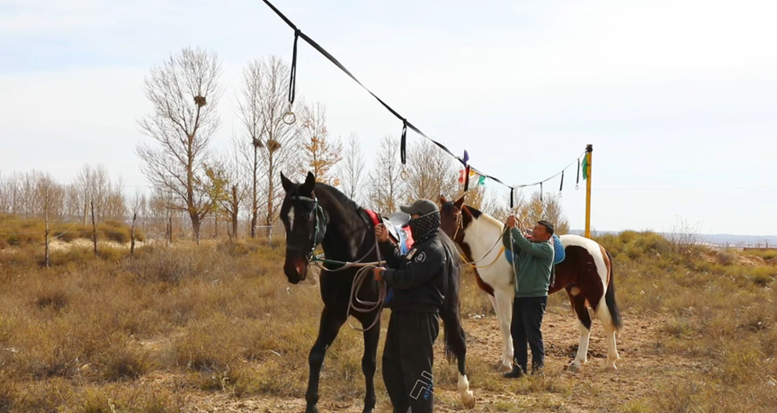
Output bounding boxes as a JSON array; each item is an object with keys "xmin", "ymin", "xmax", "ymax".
[{"xmin": 584, "ymin": 144, "xmax": 593, "ymax": 238}]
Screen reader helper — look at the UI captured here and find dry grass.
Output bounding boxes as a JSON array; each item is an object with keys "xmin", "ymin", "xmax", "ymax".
[
  {"xmin": 1, "ymin": 230, "xmax": 776, "ymax": 412},
  {"xmin": 0, "ymin": 214, "xmax": 145, "ymax": 248}
]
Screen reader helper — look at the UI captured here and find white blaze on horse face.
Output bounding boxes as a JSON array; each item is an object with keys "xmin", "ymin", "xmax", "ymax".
[{"xmin": 287, "ymin": 209, "xmax": 295, "ymax": 229}]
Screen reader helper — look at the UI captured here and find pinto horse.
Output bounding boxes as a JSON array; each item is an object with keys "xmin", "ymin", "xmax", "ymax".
[
  {"xmin": 439, "ymin": 196, "xmax": 623, "ymax": 373},
  {"xmin": 280, "ymin": 172, "xmax": 475, "ymax": 413}
]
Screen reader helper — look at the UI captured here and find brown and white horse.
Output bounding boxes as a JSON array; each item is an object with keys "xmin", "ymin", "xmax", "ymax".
[{"xmin": 440, "ymin": 196, "xmax": 623, "ymax": 373}]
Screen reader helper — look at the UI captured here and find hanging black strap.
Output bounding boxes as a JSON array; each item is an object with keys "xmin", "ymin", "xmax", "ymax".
[
  {"xmin": 288, "ymin": 29, "xmax": 300, "ymax": 105},
  {"xmin": 559, "ymin": 170, "xmax": 565, "ymax": 193},
  {"xmin": 540, "ymin": 182, "xmax": 543, "ymax": 202},
  {"xmin": 576, "ymin": 158, "xmax": 581, "ymax": 188},
  {"xmin": 400, "ymin": 119, "xmax": 407, "ymax": 165},
  {"xmin": 510, "ymin": 187, "xmax": 515, "ymax": 209}
]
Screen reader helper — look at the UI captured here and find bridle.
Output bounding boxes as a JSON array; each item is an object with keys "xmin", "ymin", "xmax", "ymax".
[
  {"xmin": 450, "ymin": 205, "xmax": 510, "ymax": 270},
  {"xmin": 285, "ymin": 194, "xmax": 327, "ymax": 261},
  {"xmin": 285, "ymin": 193, "xmax": 386, "ymax": 332}
]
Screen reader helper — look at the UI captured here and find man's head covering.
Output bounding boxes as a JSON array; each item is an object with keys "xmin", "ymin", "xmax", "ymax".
[
  {"xmin": 401, "ymin": 199, "xmax": 440, "ymax": 243},
  {"xmin": 400, "ymin": 199, "xmax": 439, "ymax": 216}
]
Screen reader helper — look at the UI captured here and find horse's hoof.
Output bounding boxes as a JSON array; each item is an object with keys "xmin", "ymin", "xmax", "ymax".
[
  {"xmin": 463, "ymin": 391, "xmax": 476, "ymax": 408},
  {"xmin": 497, "ymin": 363, "xmax": 512, "ymax": 373},
  {"xmin": 604, "ymin": 365, "xmax": 617, "ymax": 373},
  {"xmin": 567, "ymin": 363, "xmax": 580, "ymax": 373}
]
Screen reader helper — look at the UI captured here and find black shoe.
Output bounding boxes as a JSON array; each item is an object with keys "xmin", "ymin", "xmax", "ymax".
[
  {"xmin": 503, "ymin": 366, "xmax": 526, "ymax": 379},
  {"xmin": 531, "ymin": 364, "xmax": 545, "ymax": 376}
]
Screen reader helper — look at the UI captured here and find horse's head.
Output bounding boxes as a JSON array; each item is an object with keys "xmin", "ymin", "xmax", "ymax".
[
  {"xmin": 280, "ymin": 171, "xmax": 327, "ymax": 284},
  {"xmin": 439, "ymin": 195, "xmax": 469, "ymax": 244}
]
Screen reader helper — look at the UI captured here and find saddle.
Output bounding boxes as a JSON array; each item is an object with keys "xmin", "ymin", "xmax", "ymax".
[{"xmin": 362, "ymin": 209, "xmax": 415, "ymax": 305}]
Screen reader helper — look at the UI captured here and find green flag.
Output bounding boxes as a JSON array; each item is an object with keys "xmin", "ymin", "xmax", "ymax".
[{"xmin": 582, "ymin": 156, "xmax": 589, "ymax": 180}]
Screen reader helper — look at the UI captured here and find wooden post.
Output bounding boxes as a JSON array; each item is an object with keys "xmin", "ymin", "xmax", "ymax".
[
  {"xmin": 44, "ymin": 187, "xmax": 50, "ymax": 268},
  {"xmin": 168, "ymin": 217, "xmax": 173, "ymax": 244},
  {"xmin": 130, "ymin": 212, "xmax": 137, "ymax": 257},
  {"xmin": 91, "ymin": 200, "xmax": 98, "ymax": 256},
  {"xmin": 584, "ymin": 144, "xmax": 593, "ymax": 238}
]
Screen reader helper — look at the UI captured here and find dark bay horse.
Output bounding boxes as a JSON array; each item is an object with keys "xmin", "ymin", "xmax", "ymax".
[
  {"xmin": 439, "ymin": 196, "xmax": 623, "ymax": 373},
  {"xmin": 280, "ymin": 172, "xmax": 475, "ymax": 413}
]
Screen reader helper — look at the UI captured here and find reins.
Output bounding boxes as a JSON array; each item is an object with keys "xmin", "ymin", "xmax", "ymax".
[{"xmin": 452, "ymin": 212, "xmax": 507, "ymax": 270}]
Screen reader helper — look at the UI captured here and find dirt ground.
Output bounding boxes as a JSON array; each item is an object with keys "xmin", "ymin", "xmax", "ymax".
[{"xmin": 161, "ymin": 308, "xmax": 687, "ymax": 413}]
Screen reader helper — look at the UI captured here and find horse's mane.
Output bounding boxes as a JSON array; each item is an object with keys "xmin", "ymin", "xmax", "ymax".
[
  {"xmin": 465, "ymin": 206, "xmax": 504, "ymax": 229},
  {"xmin": 441, "ymin": 202, "xmax": 503, "ymax": 230},
  {"xmin": 313, "ymin": 183, "xmax": 365, "ymax": 217}
]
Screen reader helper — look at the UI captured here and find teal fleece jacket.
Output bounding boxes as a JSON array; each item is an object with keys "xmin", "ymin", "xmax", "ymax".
[{"xmin": 502, "ymin": 228, "xmax": 554, "ymax": 298}]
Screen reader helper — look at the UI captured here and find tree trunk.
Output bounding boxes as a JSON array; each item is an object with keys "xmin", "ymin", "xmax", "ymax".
[
  {"xmin": 191, "ymin": 213, "xmax": 202, "ymax": 245},
  {"xmin": 251, "ymin": 145, "xmax": 259, "ymax": 239},
  {"xmin": 266, "ymin": 153, "xmax": 275, "ymax": 246},
  {"xmin": 231, "ymin": 185, "xmax": 239, "ymax": 240}
]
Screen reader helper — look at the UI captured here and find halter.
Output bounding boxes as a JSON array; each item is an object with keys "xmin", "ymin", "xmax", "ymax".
[{"xmin": 286, "ymin": 195, "xmax": 327, "ymax": 260}]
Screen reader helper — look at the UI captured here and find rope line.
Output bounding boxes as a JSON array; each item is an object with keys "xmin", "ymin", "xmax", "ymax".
[{"xmin": 259, "ymin": 0, "xmax": 585, "ymax": 192}]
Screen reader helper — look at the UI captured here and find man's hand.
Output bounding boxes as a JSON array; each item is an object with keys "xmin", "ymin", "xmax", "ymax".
[
  {"xmin": 375, "ymin": 224, "xmax": 389, "ymax": 243},
  {"xmin": 373, "ymin": 267, "xmax": 386, "ymax": 281},
  {"xmin": 506, "ymin": 215, "xmax": 521, "ymax": 229}
]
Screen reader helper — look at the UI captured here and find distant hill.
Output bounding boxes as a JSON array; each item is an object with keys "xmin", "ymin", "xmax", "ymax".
[{"xmin": 568, "ymin": 230, "xmax": 777, "ymax": 247}]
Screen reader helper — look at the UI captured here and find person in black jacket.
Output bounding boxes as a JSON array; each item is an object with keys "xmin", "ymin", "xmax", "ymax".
[{"xmin": 373, "ymin": 199, "xmax": 447, "ymax": 413}]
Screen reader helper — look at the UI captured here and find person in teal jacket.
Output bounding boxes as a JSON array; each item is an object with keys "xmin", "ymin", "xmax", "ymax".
[{"xmin": 501, "ymin": 216, "xmax": 555, "ymax": 378}]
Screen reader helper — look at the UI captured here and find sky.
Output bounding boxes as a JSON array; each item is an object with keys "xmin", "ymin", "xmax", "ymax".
[{"xmin": 1, "ymin": 0, "xmax": 776, "ymax": 235}]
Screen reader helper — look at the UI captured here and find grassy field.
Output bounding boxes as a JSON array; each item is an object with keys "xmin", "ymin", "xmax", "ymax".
[{"xmin": 1, "ymin": 231, "xmax": 776, "ymax": 412}]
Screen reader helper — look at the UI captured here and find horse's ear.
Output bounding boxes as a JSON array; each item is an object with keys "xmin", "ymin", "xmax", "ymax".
[
  {"xmin": 280, "ymin": 172, "xmax": 293, "ymax": 193},
  {"xmin": 453, "ymin": 195, "xmax": 465, "ymax": 210},
  {"xmin": 303, "ymin": 171, "xmax": 316, "ymax": 192},
  {"xmin": 439, "ymin": 195, "xmax": 448, "ymax": 206}
]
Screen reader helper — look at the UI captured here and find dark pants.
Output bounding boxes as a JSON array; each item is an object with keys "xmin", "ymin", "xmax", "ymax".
[
  {"xmin": 511, "ymin": 296, "xmax": 547, "ymax": 373},
  {"xmin": 382, "ymin": 311, "xmax": 439, "ymax": 413}
]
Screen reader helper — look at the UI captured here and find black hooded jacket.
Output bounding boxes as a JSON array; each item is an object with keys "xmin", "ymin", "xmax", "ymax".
[{"xmin": 378, "ymin": 235, "xmax": 448, "ymax": 313}]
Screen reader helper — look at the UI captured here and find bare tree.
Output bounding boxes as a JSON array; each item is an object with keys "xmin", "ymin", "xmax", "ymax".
[
  {"xmin": 337, "ymin": 133, "xmax": 366, "ymax": 203},
  {"xmin": 404, "ymin": 140, "xmax": 459, "ymax": 204},
  {"xmin": 0, "ymin": 172, "xmax": 9, "ymax": 214},
  {"xmin": 235, "ymin": 56, "xmax": 299, "ymax": 241},
  {"xmin": 368, "ymin": 135, "xmax": 405, "ymax": 215},
  {"xmin": 136, "ymin": 47, "xmax": 222, "ymax": 243},
  {"xmin": 299, "ymin": 102, "xmax": 342, "ymax": 185},
  {"xmin": 520, "ymin": 191, "xmax": 570, "ymax": 235}
]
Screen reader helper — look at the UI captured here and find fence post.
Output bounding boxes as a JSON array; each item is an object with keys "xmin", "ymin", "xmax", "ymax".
[
  {"xmin": 584, "ymin": 144, "xmax": 593, "ymax": 238},
  {"xmin": 91, "ymin": 200, "xmax": 98, "ymax": 256}
]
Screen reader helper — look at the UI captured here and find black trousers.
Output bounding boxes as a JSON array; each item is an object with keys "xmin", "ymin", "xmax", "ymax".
[
  {"xmin": 382, "ymin": 311, "xmax": 439, "ymax": 413},
  {"xmin": 511, "ymin": 296, "xmax": 547, "ymax": 373}
]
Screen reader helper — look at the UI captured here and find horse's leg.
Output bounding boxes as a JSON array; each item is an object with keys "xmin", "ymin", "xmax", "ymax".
[
  {"xmin": 484, "ymin": 293, "xmax": 504, "ymax": 370},
  {"xmin": 493, "ymin": 288, "xmax": 514, "ymax": 372},
  {"xmin": 305, "ymin": 306, "xmax": 346, "ymax": 413},
  {"xmin": 440, "ymin": 307, "xmax": 476, "ymax": 408},
  {"xmin": 359, "ymin": 314, "xmax": 380, "ymax": 413},
  {"xmin": 595, "ymin": 299, "xmax": 620, "ymax": 372},
  {"xmin": 567, "ymin": 289, "xmax": 592, "ymax": 373}
]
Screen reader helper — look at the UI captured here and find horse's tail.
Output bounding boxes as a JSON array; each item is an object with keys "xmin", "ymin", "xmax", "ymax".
[
  {"xmin": 604, "ymin": 250, "xmax": 623, "ymax": 330},
  {"xmin": 438, "ymin": 230, "xmax": 467, "ymax": 369}
]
